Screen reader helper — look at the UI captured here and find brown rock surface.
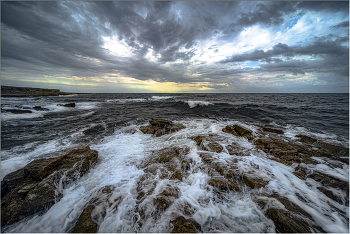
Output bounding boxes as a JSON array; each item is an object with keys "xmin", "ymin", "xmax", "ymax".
[
  {"xmin": 1, "ymin": 146, "xmax": 98, "ymax": 227},
  {"xmin": 223, "ymin": 124, "xmax": 253, "ymax": 140},
  {"xmin": 71, "ymin": 205, "xmax": 98, "ymax": 233},
  {"xmin": 139, "ymin": 118, "xmax": 186, "ymax": 137},
  {"xmin": 256, "ymin": 196, "xmax": 325, "ymax": 233},
  {"xmin": 171, "ymin": 216, "xmax": 198, "ymax": 233},
  {"xmin": 262, "ymin": 127, "xmax": 284, "ymax": 134}
]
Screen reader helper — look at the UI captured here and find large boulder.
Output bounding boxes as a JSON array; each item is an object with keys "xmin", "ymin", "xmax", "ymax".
[
  {"xmin": 1, "ymin": 146, "xmax": 98, "ymax": 227},
  {"xmin": 139, "ymin": 118, "xmax": 186, "ymax": 137}
]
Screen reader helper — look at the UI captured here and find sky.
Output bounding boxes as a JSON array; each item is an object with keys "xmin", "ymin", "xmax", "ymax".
[{"xmin": 1, "ymin": 1, "xmax": 349, "ymax": 93}]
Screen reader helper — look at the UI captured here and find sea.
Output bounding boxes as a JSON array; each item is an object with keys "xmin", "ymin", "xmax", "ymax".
[{"xmin": 1, "ymin": 93, "xmax": 349, "ymax": 232}]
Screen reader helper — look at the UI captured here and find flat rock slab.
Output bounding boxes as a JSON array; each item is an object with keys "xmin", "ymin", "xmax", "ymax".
[{"xmin": 222, "ymin": 124, "xmax": 253, "ymax": 140}]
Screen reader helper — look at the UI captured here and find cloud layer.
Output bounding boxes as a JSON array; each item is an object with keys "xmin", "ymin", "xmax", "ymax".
[{"xmin": 1, "ymin": 1, "xmax": 349, "ymax": 92}]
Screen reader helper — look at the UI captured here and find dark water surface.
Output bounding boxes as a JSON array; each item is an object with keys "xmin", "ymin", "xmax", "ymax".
[{"xmin": 2, "ymin": 93, "xmax": 348, "ymax": 152}]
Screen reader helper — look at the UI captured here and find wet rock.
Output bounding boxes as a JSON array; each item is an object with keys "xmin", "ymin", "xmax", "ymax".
[
  {"xmin": 226, "ymin": 178, "xmax": 241, "ymax": 191},
  {"xmin": 293, "ymin": 165, "xmax": 308, "ymax": 180},
  {"xmin": 262, "ymin": 127, "xmax": 284, "ymax": 134},
  {"xmin": 296, "ymin": 134, "xmax": 349, "ymax": 164},
  {"xmin": 18, "ymin": 180, "xmax": 57, "ymax": 220},
  {"xmin": 171, "ymin": 216, "xmax": 198, "ymax": 233},
  {"xmin": 267, "ymin": 208, "xmax": 323, "ymax": 233},
  {"xmin": 71, "ymin": 205, "xmax": 98, "ymax": 233},
  {"xmin": 296, "ymin": 134, "xmax": 317, "ymax": 145},
  {"xmin": 225, "ymin": 143, "xmax": 250, "ymax": 156},
  {"xmin": 309, "ymin": 171, "xmax": 349, "ymax": 193},
  {"xmin": 208, "ymin": 177, "xmax": 227, "ymax": 191},
  {"xmin": 206, "ymin": 142, "xmax": 223, "ymax": 153},
  {"xmin": 58, "ymin": 103, "xmax": 76, "ymax": 107},
  {"xmin": 139, "ymin": 118, "xmax": 186, "ymax": 137},
  {"xmin": 318, "ymin": 187, "xmax": 341, "ymax": 203},
  {"xmin": 8, "ymin": 109, "xmax": 33, "ymax": 114},
  {"xmin": 199, "ymin": 153, "xmax": 241, "ymax": 191},
  {"xmin": 254, "ymin": 137, "xmax": 318, "ymax": 166},
  {"xmin": 242, "ymin": 174, "xmax": 268, "ymax": 189},
  {"xmin": 33, "ymin": 106, "xmax": 49, "ymax": 111},
  {"xmin": 1, "ymin": 146, "xmax": 98, "ymax": 227},
  {"xmin": 149, "ymin": 118, "xmax": 172, "ymax": 127},
  {"xmin": 222, "ymin": 125, "xmax": 240, "ymax": 136},
  {"xmin": 1, "ymin": 180, "xmax": 9, "ymax": 197},
  {"xmin": 157, "ymin": 148, "xmax": 179, "ymax": 164},
  {"xmin": 223, "ymin": 124, "xmax": 253, "ymax": 140},
  {"xmin": 170, "ymin": 170, "xmax": 183, "ymax": 181},
  {"xmin": 256, "ymin": 196, "xmax": 325, "ymax": 233},
  {"xmin": 194, "ymin": 135, "xmax": 224, "ymax": 153},
  {"xmin": 139, "ymin": 125, "xmax": 158, "ymax": 134},
  {"xmin": 154, "ymin": 186, "xmax": 180, "ymax": 211}
]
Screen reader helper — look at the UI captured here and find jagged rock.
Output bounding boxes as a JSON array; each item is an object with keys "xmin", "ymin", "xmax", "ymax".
[
  {"xmin": 194, "ymin": 135, "xmax": 224, "ymax": 153},
  {"xmin": 222, "ymin": 124, "xmax": 253, "ymax": 140},
  {"xmin": 139, "ymin": 118, "xmax": 186, "ymax": 137},
  {"xmin": 293, "ymin": 165, "xmax": 308, "ymax": 180},
  {"xmin": 199, "ymin": 153, "xmax": 241, "ymax": 191},
  {"xmin": 242, "ymin": 174, "xmax": 268, "ymax": 189},
  {"xmin": 317, "ymin": 187, "xmax": 340, "ymax": 203},
  {"xmin": 171, "ymin": 170, "xmax": 183, "ymax": 181},
  {"xmin": 70, "ymin": 185, "xmax": 119, "ymax": 233},
  {"xmin": 154, "ymin": 186, "xmax": 180, "ymax": 211},
  {"xmin": 149, "ymin": 118, "xmax": 172, "ymax": 127},
  {"xmin": 225, "ymin": 143, "xmax": 250, "ymax": 156},
  {"xmin": 309, "ymin": 171, "xmax": 349, "ymax": 193},
  {"xmin": 33, "ymin": 106, "xmax": 49, "ymax": 111},
  {"xmin": 208, "ymin": 177, "xmax": 227, "ymax": 191},
  {"xmin": 254, "ymin": 137, "xmax": 318, "ymax": 165},
  {"xmin": 267, "ymin": 208, "xmax": 323, "ymax": 233},
  {"xmin": 296, "ymin": 134, "xmax": 349, "ymax": 164},
  {"xmin": 71, "ymin": 205, "xmax": 98, "ymax": 233},
  {"xmin": 171, "ymin": 216, "xmax": 198, "ymax": 233},
  {"xmin": 262, "ymin": 127, "xmax": 284, "ymax": 134},
  {"xmin": 1, "ymin": 146, "xmax": 98, "ymax": 227},
  {"xmin": 256, "ymin": 196, "xmax": 325, "ymax": 233}
]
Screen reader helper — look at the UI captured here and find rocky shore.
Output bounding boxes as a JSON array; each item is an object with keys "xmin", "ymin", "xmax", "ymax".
[
  {"xmin": 1, "ymin": 86, "xmax": 73, "ymax": 97},
  {"xmin": 1, "ymin": 118, "xmax": 348, "ymax": 232}
]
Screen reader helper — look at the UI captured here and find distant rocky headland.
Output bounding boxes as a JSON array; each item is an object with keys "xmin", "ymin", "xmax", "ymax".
[{"xmin": 1, "ymin": 86, "xmax": 73, "ymax": 97}]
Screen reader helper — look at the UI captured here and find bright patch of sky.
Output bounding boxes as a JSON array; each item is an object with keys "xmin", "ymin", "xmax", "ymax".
[{"xmin": 102, "ymin": 36, "xmax": 134, "ymax": 57}]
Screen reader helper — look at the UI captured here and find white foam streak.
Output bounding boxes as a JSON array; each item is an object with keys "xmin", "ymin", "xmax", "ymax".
[
  {"xmin": 106, "ymin": 98, "xmax": 147, "ymax": 103},
  {"xmin": 151, "ymin": 96, "xmax": 175, "ymax": 100},
  {"xmin": 185, "ymin": 100, "xmax": 213, "ymax": 108}
]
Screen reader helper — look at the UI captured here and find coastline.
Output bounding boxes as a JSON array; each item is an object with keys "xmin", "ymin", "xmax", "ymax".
[{"xmin": 1, "ymin": 86, "xmax": 73, "ymax": 97}]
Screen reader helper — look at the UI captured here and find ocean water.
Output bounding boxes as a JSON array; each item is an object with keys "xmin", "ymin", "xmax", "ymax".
[{"xmin": 1, "ymin": 93, "xmax": 349, "ymax": 232}]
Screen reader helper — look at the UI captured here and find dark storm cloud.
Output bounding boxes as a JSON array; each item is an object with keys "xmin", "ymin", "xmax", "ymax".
[
  {"xmin": 236, "ymin": 2, "xmax": 298, "ymax": 27},
  {"xmin": 297, "ymin": 1, "xmax": 349, "ymax": 13},
  {"xmin": 332, "ymin": 21, "xmax": 349, "ymax": 29},
  {"xmin": 221, "ymin": 39, "xmax": 349, "ymax": 63},
  {"xmin": 1, "ymin": 1, "xmax": 349, "ymax": 92}
]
